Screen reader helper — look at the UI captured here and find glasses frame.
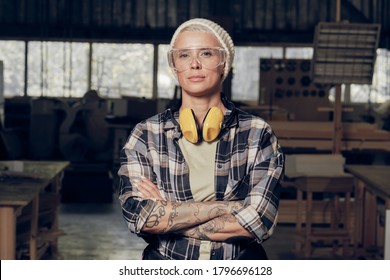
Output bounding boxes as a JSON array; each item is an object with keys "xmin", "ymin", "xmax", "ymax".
[{"xmin": 167, "ymin": 47, "xmax": 227, "ymax": 72}]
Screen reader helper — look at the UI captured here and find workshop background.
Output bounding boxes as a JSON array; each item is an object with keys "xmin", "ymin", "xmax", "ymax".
[{"xmin": 0, "ymin": 0, "xmax": 389, "ymax": 260}]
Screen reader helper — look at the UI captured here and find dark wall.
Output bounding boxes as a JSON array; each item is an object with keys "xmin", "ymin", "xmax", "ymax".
[{"xmin": 0, "ymin": 0, "xmax": 389, "ymax": 48}]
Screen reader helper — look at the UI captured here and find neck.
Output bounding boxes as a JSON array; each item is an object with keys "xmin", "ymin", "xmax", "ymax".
[{"xmin": 180, "ymin": 93, "xmax": 225, "ymax": 125}]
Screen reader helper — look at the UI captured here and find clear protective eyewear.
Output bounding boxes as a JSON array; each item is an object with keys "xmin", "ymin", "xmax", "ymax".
[{"xmin": 167, "ymin": 47, "xmax": 226, "ymax": 72}]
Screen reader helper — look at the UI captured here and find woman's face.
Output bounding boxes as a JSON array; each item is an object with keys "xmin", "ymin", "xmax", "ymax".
[{"xmin": 172, "ymin": 31, "xmax": 225, "ymax": 98}]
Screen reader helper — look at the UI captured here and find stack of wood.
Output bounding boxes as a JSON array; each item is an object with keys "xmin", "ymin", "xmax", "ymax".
[
  {"xmin": 284, "ymin": 153, "xmax": 349, "ymax": 178},
  {"xmin": 270, "ymin": 121, "xmax": 390, "ymax": 151}
]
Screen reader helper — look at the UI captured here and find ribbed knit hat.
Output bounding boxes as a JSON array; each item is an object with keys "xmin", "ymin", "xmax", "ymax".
[{"xmin": 168, "ymin": 18, "xmax": 235, "ymax": 81}]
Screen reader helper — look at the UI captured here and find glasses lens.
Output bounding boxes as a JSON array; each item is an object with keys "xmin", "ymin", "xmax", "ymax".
[{"xmin": 170, "ymin": 48, "xmax": 225, "ymax": 71}]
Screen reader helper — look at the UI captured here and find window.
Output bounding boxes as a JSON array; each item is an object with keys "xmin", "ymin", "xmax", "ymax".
[
  {"xmin": 27, "ymin": 41, "xmax": 89, "ymax": 97},
  {"xmin": 328, "ymin": 49, "xmax": 390, "ymax": 103},
  {"xmin": 91, "ymin": 43, "xmax": 154, "ymax": 98},
  {"xmin": 232, "ymin": 46, "xmax": 283, "ymax": 101},
  {"xmin": 0, "ymin": 40, "xmax": 25, "ymax": 97},
  {"xmin": 285, "ymin": 47, "xmax": 313, "ymax": 59},
  {"xmin": 158, "ymin": 44, "xmax": 177, "ymax": 99},
  {"xmin": 0, "ymin": 40, "xmax": 389, "ymax": 104},
  {"xmin": 232, "ymin": 45, "xmax": 389, "ymax": 104}
]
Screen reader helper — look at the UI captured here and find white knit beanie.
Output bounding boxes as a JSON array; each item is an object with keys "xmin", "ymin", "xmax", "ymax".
[{"xmin": 168, "ymin": 18, "xmax": 235, "ymax": 81}]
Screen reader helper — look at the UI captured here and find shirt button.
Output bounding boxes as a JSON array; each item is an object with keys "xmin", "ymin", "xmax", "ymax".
[{"xmin": 217, "ymin": 164, "xmax": 223, "ymax": 169}]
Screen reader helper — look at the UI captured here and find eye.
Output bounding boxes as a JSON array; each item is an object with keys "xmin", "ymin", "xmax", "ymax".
[
  {"xmin": 199, "ymin": 49, "xmax": 214, "ymax": 57},
  {"xmin": 176, "ymin": 51, "xmax": 191, "ymax": 59}
]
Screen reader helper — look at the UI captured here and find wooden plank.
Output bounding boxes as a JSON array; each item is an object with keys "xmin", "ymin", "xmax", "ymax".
[
  {"xmin": 135, "ymin": 0, "xmax": 146, "ymax": 27},
  {"xmin": 0, "ymin": 178, "xmax": 46, "ymax": 206},
  {"xmin": 270, "ymin": 121, "xmax": 390, "ymax": 141},
  {"xmin": 298, "ymin": 0, "xmax": 309, "ymax": 30},
  {"xmin": 333, "ymin": 85, "xmax": 342, "ymax": 153},
  {"xmin": 0, "ymin": 207, "xmax": 16, "ymax": 259},
  {"xmin": 176, "ymin": 0, "xmax": 189, "ymax": 25},
  {"xmin": 166, "ymin": 0, "xmax": 177, "ymax": 27},
  {"xmin": 29, "ymin": 196, "xmax": 39, "ymax": 259},
  {"xmin": 146, "ymin": 0, "xmax": 157, "ymax": 28},
  {"xmin": 254, "ymin": 0, "xmax": 266, "ymax": 29},
  {"xmin": 242, "ymin": 0, "xmax": 254, "ymax": 29},
  {"xmin": 122, "ymin": 0, "xmax": 133, "ymax": 26},
  {"xmin": 112, "ymin": 0, "xmax": 124, "ymax": 26},
  {"xmin": 278, "ymin": 138, "xmax": 390, "ymax": 151},
  {"xmin": 188, "ymin": 0, "xmax": 199, "ymax": 19},
  {"xmin": 199, "ymin": 0, "xmax": 210, "ymax": 18},
  {"xmin": 156, "ymin": 0, "xmax": 167, "ymax": 28},
  {"xmin": 278, "ymin": 199, "xmax": 355, "ymax": 225},
  {"xmin": 287, "ymin": 155, "xmax": 345, "ymax": 176},
  {"xmin": 91, "ymin": 0, "xmax": 102, "ymax": 26},
  {"xmin": 274, "ymin": 0, "xmax": 286, "ymax": 29},
  {"xmin": 344, "ymin": 165, "xmax": 390, "ymax": 198},
  {"xmin": 385, "ymin": 209, "xmax": 390, "ymax": 260},
  {"xmin": 264, "ymin": 0, "xmax": 273, "ymax": 29}
]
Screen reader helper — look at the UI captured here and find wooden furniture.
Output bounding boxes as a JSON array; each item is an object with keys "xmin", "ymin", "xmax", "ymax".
[
  {"xmin": 269, "ymin": 121, "xmax": 390, "ymax": 151},
  {"xmin": 285, "ymin": 154, "xmax": 354, "ymax": 258},
  {"xmin": 344, "ymin": 164, "xmax": 390, "ymax": 259},
  {"xmin": 0, "ymin": 160, "xmax": 69, "ymax": 260},
  {"xmin": 293, "ymin": 176, "xmax": 354, "ymax": 258},
  {"xmin": 386, "ymin": 210, "xmax": 390, "ymax": 260}
]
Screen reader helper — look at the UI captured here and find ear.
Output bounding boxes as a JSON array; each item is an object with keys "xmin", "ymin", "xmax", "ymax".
[{"xmin": 221, "ymin": 63, "xmax": 226, "ymax": 75}]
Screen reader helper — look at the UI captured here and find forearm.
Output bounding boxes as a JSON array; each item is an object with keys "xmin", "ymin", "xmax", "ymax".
[
  {"xmin": 178, "ymin": 214, "xmax": 253, "ymax": 242},
  {"xmin": 141, "ymin": 200, "xmax": 242, "ymax": 234}
]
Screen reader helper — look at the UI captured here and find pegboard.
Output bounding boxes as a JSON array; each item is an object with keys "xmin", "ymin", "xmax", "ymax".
[{"xmin": 259, "ymin": 59, "xmax": 331, "ymax": 121}]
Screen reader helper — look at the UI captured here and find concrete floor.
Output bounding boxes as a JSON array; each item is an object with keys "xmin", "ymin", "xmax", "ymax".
[
  {"xmin": 57, "ymin": 201, "xmax": 146, "ymax": 260},
  {"xmin": 56, "ymin": 198, "xmax": 349, "ymax": 260}
]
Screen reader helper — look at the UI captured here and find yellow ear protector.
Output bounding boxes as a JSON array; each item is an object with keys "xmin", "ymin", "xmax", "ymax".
[{"xmin": 179, "ymin": 107, "xmax": 224, "ymax": 143}]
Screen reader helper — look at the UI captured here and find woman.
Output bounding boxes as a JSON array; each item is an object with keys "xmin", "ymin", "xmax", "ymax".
[{"xmin": 118, "ymin": 18, "xmax": 284, "ymax": 260}]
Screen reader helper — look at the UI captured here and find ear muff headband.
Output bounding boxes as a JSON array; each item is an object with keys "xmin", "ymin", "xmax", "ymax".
[
  {"xmin": 179, "ymin": 107, "xmax": 224, "ymax": 143},
  {"xmin": 179, "ymin": 108, "xmax": 199, "ymax": 144},
  {"xmin": 202, "ymin": 107, "xmax": 224, "ymax": 142}
]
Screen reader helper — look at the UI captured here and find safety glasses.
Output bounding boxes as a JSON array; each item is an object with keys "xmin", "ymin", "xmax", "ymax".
[{"xmin": 167, "ymin": 47, "xmax": 226, "ymax": 72}]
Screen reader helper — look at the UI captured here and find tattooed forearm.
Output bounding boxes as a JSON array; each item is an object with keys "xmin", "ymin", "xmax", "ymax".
[
  {"xmin": 141, "ymin": 200, "xmax": 244, "ymax": 234},
  {"xmin": 185, "ymin": 227, "xmax": 212, "ymax": 241},
  {"xmin": 144, "ymin": 201, "xmax": 167, "ymax": 229},
  {"xmin": 167, "ymin": 202, "xmax": 181, "ymax": 227},
  {"xmin": 187, "ymin": 214, "xmax": 235, "ymax": 239},
  {"xmin": 179, "ymin": 214, "xmax": 253, "ymax": 241}
]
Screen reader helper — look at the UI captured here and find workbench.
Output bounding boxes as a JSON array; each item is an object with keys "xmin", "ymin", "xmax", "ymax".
[
  {"xmin": 0, "ymin": 160, "xmax": 69, "ymax": 260},
  {"xmin": 285, "ymin": 154, "xmax": 355, "ymax": 257},
  {"xmin": 344, "ymin": 164, "xmax": 390, "ymax": 259}
]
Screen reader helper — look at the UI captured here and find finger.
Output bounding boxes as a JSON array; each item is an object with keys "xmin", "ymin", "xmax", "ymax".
[
  {"xmin": 137, "ymin": 180, "xmax": 162, "ymax": 200},
  {"xmin": 136, "ymin": 181, "xmax": 155, "ymax": 198},
  {"xmin": 140, "ymin": 179, "xmax": 164, "ymax": 200}
]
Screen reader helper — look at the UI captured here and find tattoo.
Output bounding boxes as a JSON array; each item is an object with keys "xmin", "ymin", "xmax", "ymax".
[
  {"xmin": 184, "ymin": 214, "xmax": 237, "ymax": 240},
  {"xmin": 144, "ymin": 200, "xmax": 243, "ymax": 234},
  {"xmin": 207, "ymin": 205, "xmax": 228, "ymax": 220},
  {"xmin": 186, "ymin": 227, "xmax": 212, "ymax": 241},
  {"xmin": 192, "ymin": 204, "xmax": 202, "ymax": 223},
  {"xmin": 144, "ymin": 201, "xmax": 167, "ymax": 229},
  {"xmin": 167, "ymin": 223, "xmax": 193, "ymax": 232},
  {"xmin": 167, "ymin": 202, "xmax": 180, "ymax": 227}
]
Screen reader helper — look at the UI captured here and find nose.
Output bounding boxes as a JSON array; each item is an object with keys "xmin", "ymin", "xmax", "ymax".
[{"xmin": 189, "ymin": 56, "xmax": 201, "ymax": 69}]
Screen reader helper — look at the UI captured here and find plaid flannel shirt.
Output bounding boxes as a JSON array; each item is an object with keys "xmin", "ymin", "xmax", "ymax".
[{"xmin": 118, "ymin": 98, "xmax": 284, "ymax": 260}]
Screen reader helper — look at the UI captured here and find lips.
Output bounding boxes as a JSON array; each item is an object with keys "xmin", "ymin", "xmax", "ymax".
[{"xmin": 187, "ymin": 74, "xmax": 205, "ymax": 82}]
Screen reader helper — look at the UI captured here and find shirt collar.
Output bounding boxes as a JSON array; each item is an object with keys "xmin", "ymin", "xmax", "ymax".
[{"xmin": 162, "ymin": 94, "xmax": 238, "ymax": 133}]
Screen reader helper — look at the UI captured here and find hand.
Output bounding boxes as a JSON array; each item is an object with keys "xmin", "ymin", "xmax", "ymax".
[{"xmin": 134, "ymin": 177, "xmax": 165, "ymax": 200}]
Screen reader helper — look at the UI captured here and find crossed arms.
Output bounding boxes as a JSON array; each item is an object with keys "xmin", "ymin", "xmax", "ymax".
[{"xmin": 135, "ymin": 178, "xmax": 253, "ymax": 241}]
